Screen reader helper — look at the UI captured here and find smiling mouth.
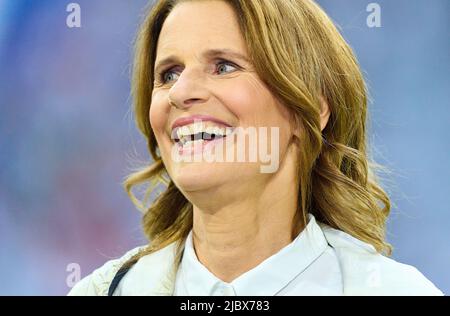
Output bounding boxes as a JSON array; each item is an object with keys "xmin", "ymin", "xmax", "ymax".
[{"xmin": 171, "ymin": 122, "xmax": 235, "ymax": 147}]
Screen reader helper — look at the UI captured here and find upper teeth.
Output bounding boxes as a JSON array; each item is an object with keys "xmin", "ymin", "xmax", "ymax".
[{"xmin": 173, "ymin": 123, "xmax": 233, "ymax": 142}]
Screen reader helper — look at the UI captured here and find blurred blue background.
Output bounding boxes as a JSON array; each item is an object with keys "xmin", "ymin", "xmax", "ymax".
[{"xmin": 0, "ymin": 0, "xmax": 448, "ymax": 295}]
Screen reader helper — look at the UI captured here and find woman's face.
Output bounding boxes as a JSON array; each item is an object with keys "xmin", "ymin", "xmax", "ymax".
[{"xmin": 150, "ymin": 0, "xmax": 296, "ymax": 197}]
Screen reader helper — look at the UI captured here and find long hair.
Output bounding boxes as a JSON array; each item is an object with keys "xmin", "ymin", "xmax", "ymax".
[{"xmin": 121, "ymin": 0, "xmax": 392, "ymax": 271}]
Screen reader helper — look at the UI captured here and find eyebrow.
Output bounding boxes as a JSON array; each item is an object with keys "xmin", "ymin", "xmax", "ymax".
[{"xmin": 154, "ymin": 48, "xmax": 251, "ymax": 73}]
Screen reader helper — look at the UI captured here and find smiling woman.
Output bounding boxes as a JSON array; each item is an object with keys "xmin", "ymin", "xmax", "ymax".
[{"xmin": 68, "ymin": 0, "xmax": 443, "ymax": 296}]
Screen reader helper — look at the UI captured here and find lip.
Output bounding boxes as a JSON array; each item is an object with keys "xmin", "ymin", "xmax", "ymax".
[
  {"xmin": 175, "ymin": 128, "xmax": 238, "ymax": 156},
  {"xmin": 176, "ymin": 134, "xmax": 227, "ymax": 156},
  {"xmin": 171, "ymin": 114, "xmax": 232, "ymax": 131}
]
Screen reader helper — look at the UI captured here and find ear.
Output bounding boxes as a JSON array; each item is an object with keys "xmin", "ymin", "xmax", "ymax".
[
  {"xmin": 289, "ymin": 96, "xmax": 331, "ymax": 141},
  {"xmin": 290, "ymin": 113, "xmax": 302, "ymax": 141},
  {"xmin": 319, "ymin": 95, "xmax": 331, "ymax": 132}
]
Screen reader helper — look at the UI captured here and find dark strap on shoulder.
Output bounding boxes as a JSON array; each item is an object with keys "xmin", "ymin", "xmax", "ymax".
[{"xmin": 108, "ymin": 265, "xmax": 133, "ymax": 296}]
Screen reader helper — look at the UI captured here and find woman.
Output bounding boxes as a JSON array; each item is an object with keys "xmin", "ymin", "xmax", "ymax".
[{"xmin": 69, "ymin": 0, "xmax": 443, "ymax": 296}]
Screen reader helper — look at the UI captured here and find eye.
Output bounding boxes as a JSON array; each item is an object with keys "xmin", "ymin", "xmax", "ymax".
[
  {"xmin": 161, "ymin": 70, "xmax": 180, "ymax": 84},
  {"xmin": 157, "ymin": 60, "xmax": 239, "ymax": 85},
  {"xmin": 216, "ymin": 61, "xmax": 238, "ymax": 75}
]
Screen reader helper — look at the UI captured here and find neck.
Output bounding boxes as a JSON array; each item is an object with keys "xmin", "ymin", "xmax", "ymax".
[{"xmin": 189, "ymin": 145, "xmax": 304, "ymax": 283}]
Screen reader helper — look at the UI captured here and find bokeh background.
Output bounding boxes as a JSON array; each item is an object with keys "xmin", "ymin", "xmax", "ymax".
[{"xmin": 0, "ymin": 0, "xmax": 448, "ymax": 295}]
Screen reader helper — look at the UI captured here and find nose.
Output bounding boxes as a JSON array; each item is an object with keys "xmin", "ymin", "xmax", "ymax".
[{"xmin": 167, "ymin": 68, "xmax": 210, "ymax": 110}]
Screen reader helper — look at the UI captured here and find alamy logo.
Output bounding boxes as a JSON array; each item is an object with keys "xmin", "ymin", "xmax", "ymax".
[
  {"xmin": 366, "ymin": 3, "xmax": 381, "ymax": 28},
  {"xmin": 66, "ymin": 3, "xmax": 81, "ymax": 28},
  {"xmin": 171, "ymin": 122, "xmax": 280, "ymax": 174},
  {"xmin": 66, "ymin": 263, "xmax": 81, "ymax": 288}
]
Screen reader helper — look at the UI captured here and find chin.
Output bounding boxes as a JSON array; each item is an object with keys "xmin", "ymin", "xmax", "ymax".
[{"xmin": 171, "ymin": 161, "xmax": 230, "ymax": 193}]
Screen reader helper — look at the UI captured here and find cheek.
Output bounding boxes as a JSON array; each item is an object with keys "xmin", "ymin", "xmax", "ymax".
[
  {"xmin": 219, "ymin": 79, "xmax": 293, "ymax": 158},
  {"xmin": 219, "ymin": 77, "xmax": 288, "ymax": 127},
  {"xmin": 216, "ymin": 79, "xmax": 269, "ymax": 126},
  {"xmin": 149, "ymin": 92, "xmax": 170, "ymax": 136}
]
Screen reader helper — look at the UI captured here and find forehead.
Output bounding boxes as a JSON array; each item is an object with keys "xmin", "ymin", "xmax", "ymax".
[{"xmin": 156, "ymin": 0, "xmax": 247, "ymax": 55}]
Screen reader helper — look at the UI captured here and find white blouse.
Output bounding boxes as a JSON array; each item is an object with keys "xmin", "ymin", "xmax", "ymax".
[
  {"xmin": 173, "ymin": 215, "xmax": 343, "ymax": 296},
  {"xmin": 68, "ymin": 214, "xmax": 443, "ymax": 296}
]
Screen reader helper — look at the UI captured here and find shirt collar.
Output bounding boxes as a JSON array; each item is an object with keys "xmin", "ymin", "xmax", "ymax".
[{"xmin": 177, "ymin": 213, "xmax": 329, "ymax": 296}]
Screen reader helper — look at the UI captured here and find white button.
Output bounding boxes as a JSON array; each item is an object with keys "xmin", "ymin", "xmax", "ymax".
[
  {"xmin": 211, "ymin": 283, "xmax": 224, "ymax": 296},
  {"xmin": 211, "ymin": 282, "xmax": 236, "ymax": 296},
  {"xmin": 222, "ymin": 285, "xmax": 236, "ymax": 296}
]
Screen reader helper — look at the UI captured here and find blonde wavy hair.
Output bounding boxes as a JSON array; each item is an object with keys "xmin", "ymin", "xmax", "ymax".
[{"xmin": 122, "ymin": 0, "xmax": 392, "ymax": 271}]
